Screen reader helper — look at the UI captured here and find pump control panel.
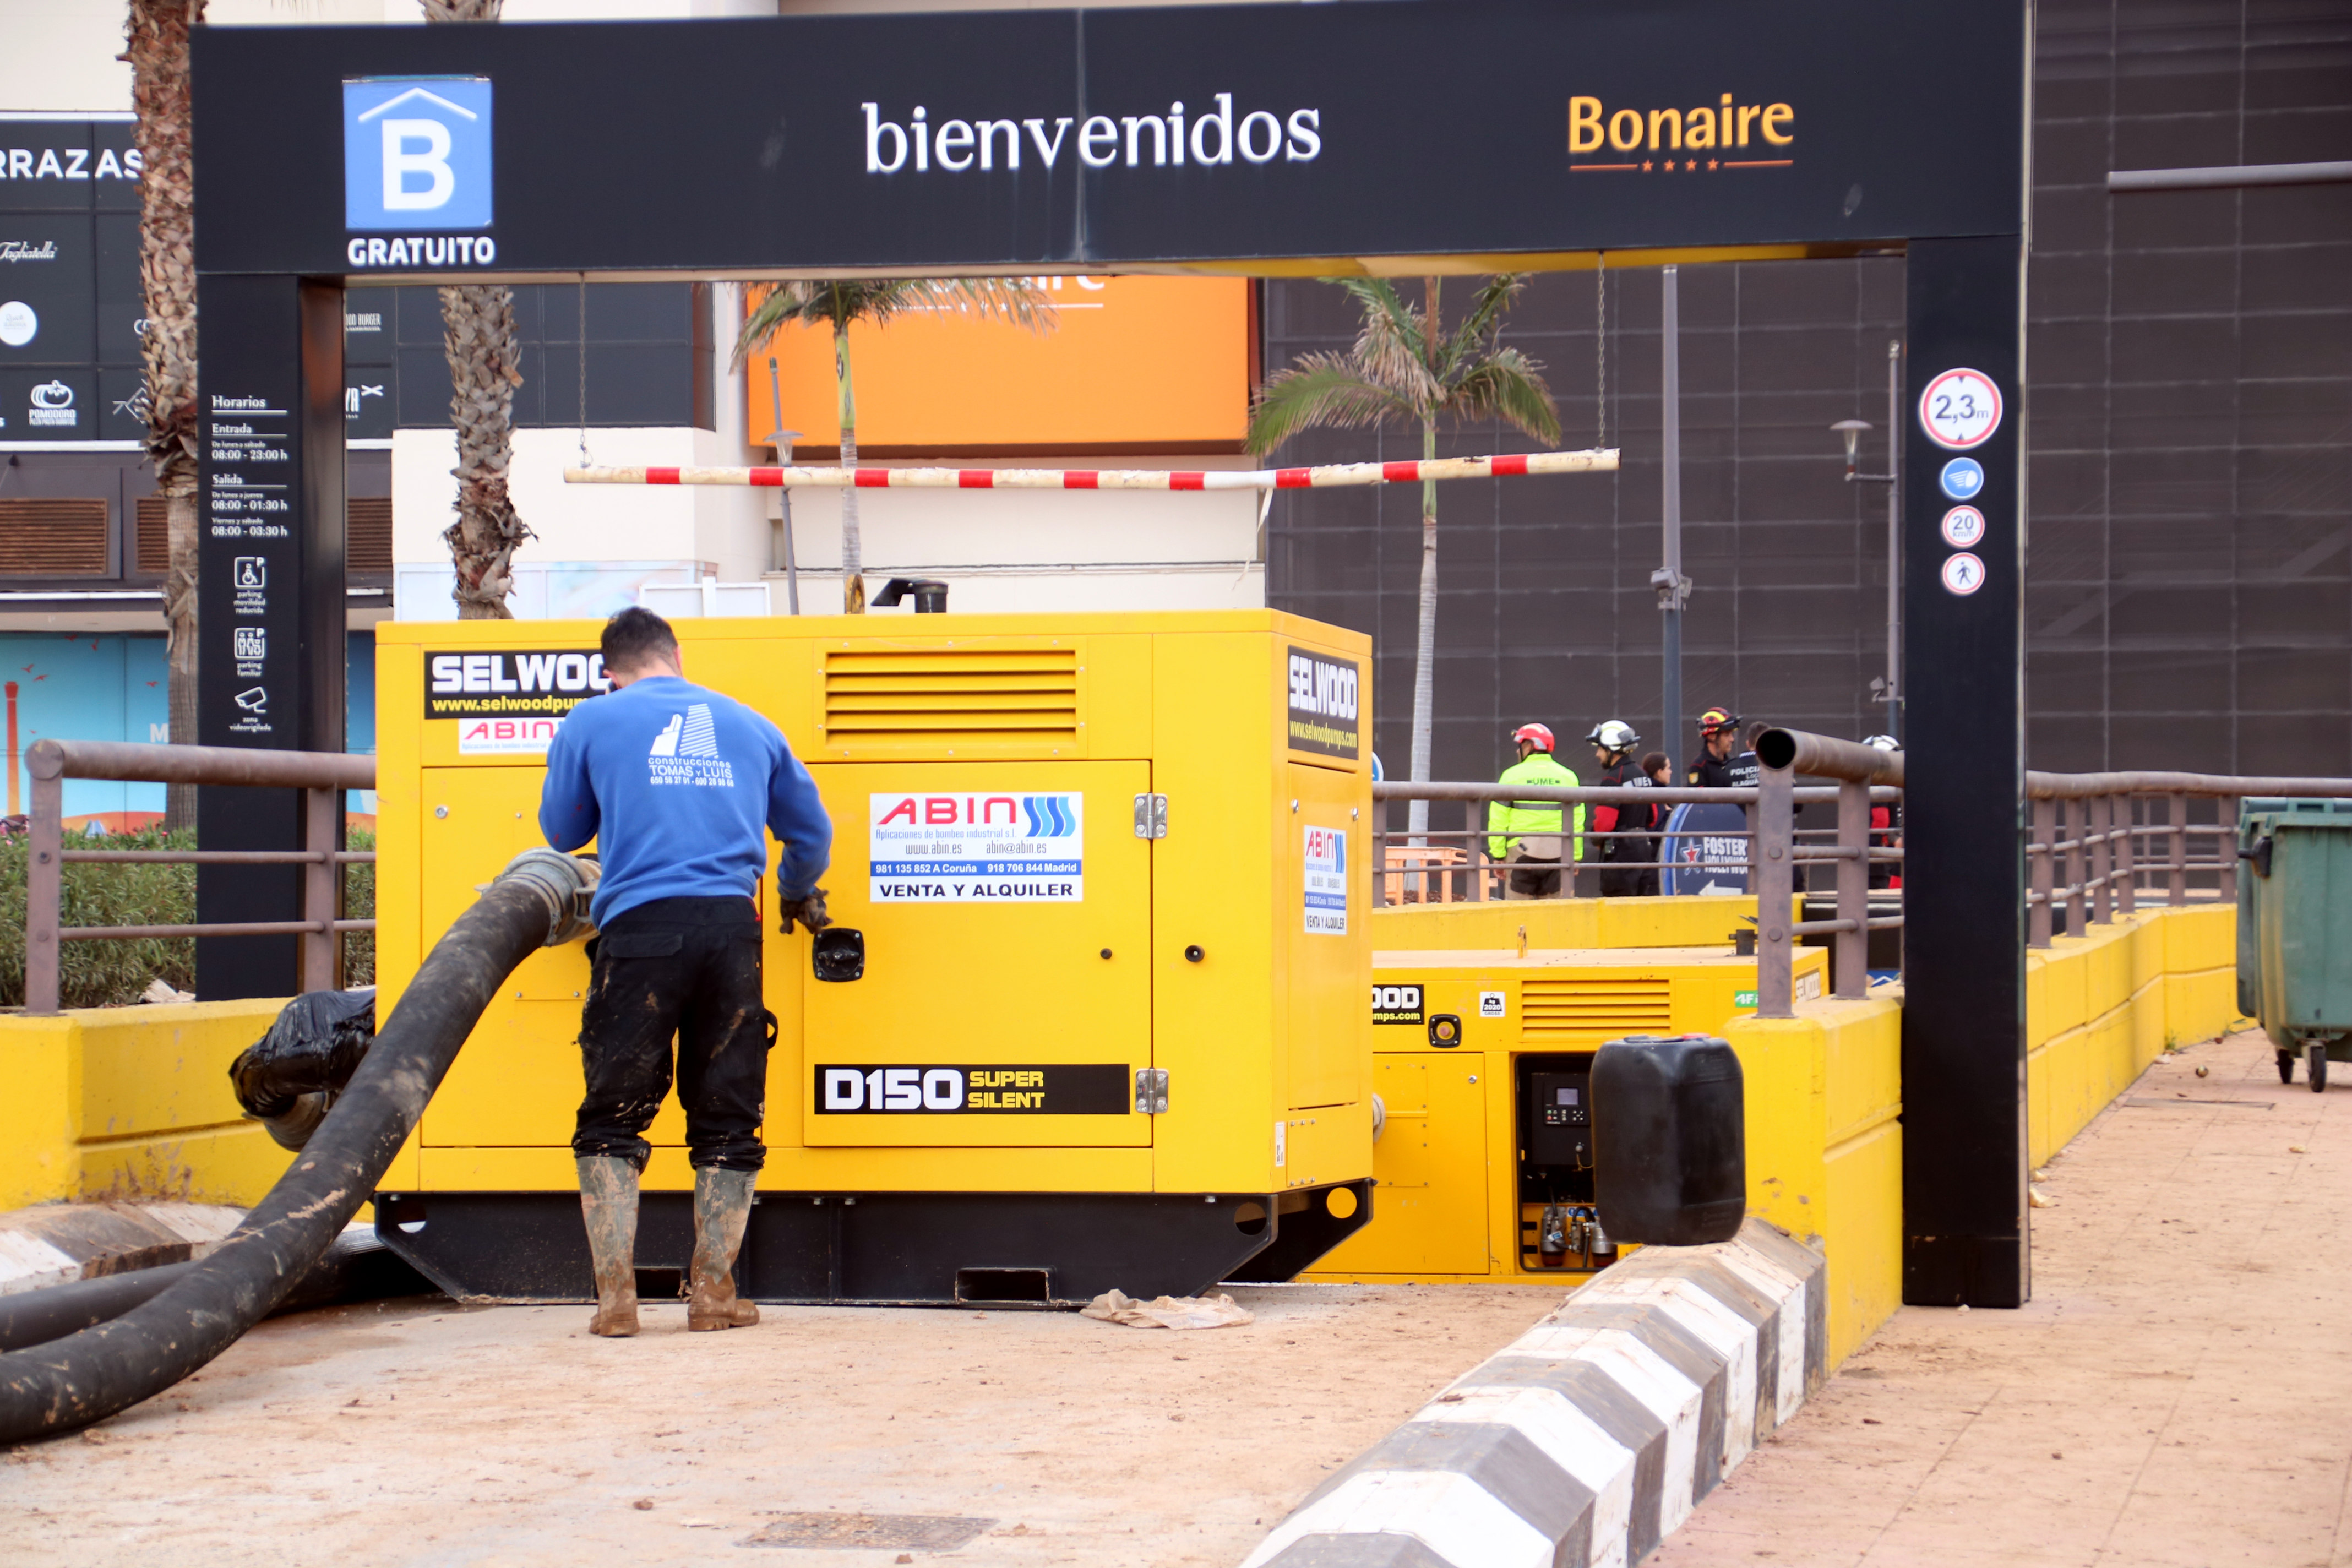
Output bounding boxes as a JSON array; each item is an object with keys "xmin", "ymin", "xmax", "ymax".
[{"xmin": 1527, "ymin": 1069, "xmax": 1593, "ymax": 1167}]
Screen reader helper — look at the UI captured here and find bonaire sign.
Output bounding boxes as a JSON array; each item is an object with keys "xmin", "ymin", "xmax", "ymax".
[{"xmin": 869, "ymin": 790, "xmax": 1084, "ymax": 903}]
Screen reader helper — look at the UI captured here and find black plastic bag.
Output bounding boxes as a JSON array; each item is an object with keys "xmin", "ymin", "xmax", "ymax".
[{"xmin": 228, "ymin": 989, "xmax": 377, "ymax": 1151}]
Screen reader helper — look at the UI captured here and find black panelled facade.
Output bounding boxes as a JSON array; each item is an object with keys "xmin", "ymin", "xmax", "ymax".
[
  {"xmin": 1267, "ymin": 1, "xmax": 2352, "ymax": 784},
  {"xmin": 342, "ymin": 282, "xmax": 713, "ymax": 440},
  {"xmin": 2028, "ymin": 2, "xmax": 2351, "ymax": 775},
  {"xmin": 1266, "ymin": 259, "xmax": 1907, "ymax": 783}
]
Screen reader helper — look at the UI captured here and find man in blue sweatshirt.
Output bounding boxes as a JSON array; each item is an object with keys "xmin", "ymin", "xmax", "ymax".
[{"xmin": 539, "ymin": 607, "xmax": 833, "ymax": 1338}]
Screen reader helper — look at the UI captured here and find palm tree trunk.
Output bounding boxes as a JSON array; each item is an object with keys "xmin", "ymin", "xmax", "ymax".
[
  {"xmin": 1408, "ymin": 417, "xmax": 1439, "ymax": 844},
  {"xmin": 427, "ymin": 0, "xmax": 523, "ymax": 620},
  {"xmin": 834, "ymin": 320, "xmax": 866, "ymax": 614},
  {"xmin": 439, "ymin": 284, "xmax": 528, "ymax": 618},
  {"xmin": 127, "ymin": 0, "xmax": 205, "ymax": 830}
]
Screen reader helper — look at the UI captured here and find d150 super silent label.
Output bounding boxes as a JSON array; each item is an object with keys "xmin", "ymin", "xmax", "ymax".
[
  {"xmin": 1286, "ymin": 646, "xmax": 1361, "ymax": 759},
  {"xmin": 869, "ymin": 791, "xmax": 1083, "ymax": 903},
  {"xmin": 815, "ymin": 1064, "xmax": 1129, "ymax": 1114}
]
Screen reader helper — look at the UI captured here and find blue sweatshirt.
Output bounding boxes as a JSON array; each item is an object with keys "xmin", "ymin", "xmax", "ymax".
[{"xmin": 538, "ymin": 674, "xmax": 832, "ymax": 928}]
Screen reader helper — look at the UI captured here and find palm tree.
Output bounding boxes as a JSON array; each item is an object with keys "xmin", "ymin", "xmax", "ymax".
[
  {"xmin": 733, "ymin": 280, "xmax": 1055, "ymax": 613},
  {"xmin": 1247, "ymin": 276, "xmax": 1560, "ymax": 839},
  {"xmin": 425, "ymin": 0, "xmax": 529, "ymax": 619},
  {"xmin": 125, "ymin": 0, "xmax": 204, "ymax": 827}
]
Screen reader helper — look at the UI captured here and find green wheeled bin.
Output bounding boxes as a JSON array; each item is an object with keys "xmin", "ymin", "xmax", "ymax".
[{"xmin": 2237, "ymin": 798, "xmax": 2352, "ymax": 1091}]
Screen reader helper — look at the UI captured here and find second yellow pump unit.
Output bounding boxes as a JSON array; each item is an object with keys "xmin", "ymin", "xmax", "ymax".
[{"xmin": 367, "ymin": 610, "xmax": 1375, "ymax": 1305}]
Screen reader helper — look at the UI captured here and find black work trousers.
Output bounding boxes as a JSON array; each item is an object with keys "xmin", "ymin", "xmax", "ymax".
[
  {"xmin": 574, "ymin": 895, "xmax": 771, "ymax": 1173},
  {"xmin": 1598, "ymin": 846, "xmax": 1659, "ymax": 898}
]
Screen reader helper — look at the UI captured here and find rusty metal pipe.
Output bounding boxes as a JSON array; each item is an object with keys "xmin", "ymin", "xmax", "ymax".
[
  {"xmin": 63, "ymin": 850, "xmax": 336, "ymax": 865},
  {"xmin": 25, "ymin": 771, "xmax": 62, "ymax": 1016},
  {"xmin": 1752, "ymin": 728, "xmax": 1905, "ymax": 787},
  {"xmin": 56, "ymin": 921, "xmax": 362, "ymax": 945},
  {"xmin": 26, "ymin": 738, "xmax": 375, "ymax": 791},
  {"xmin": 2026, "ymin": 770, "xmax": 2352, "ymax": 799}
]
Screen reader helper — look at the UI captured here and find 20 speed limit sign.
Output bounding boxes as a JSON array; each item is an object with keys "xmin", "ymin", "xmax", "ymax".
[{"xmin": 1918, "ymin": 368, "xmax": 2002, "ymax": 450}]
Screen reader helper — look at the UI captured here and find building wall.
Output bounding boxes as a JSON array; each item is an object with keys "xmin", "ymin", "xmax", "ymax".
[
  {"xmin": 1266, "ymin": 260, "xmax": 1907, "ymax": 785},
  {"xmin": 1267, "ymin": 1, "xmax": 2352, "ymax": 785},
  {"xmin": 0, "ymin": 630, "xmax": 375, "ymax": 823},
  {"xmin": 2027, "ymin": 1, "xmax": 2352, "ymax": 775}
]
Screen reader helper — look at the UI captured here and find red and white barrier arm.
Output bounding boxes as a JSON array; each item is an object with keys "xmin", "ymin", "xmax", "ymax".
[{"xmin": 562, "ymin": 447, "xmax": 1618, "ymax": 492}]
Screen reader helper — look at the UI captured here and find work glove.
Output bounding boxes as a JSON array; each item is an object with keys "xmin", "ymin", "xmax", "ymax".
[{"xmin": 779, "ymin": 886, "xmax": 831, "ymax": 935}]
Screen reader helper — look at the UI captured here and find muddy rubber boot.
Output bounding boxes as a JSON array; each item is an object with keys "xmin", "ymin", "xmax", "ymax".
[
  {"xmin": 576, "ymin": 1155, "xmax": 641, "ymax": 1337},
  {"xmin": 686, "ymin": 1166, "xmax": 760, "ymax": 1331}
]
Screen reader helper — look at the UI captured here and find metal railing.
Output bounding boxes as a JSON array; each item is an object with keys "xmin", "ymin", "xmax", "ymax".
[
  {"xmin": 1751, "ymin": 729, "xmax": 1905, "ymax": 1017},
  {"xmin": 2021, "ymin": 770, "xmax": 2352, "ymax": 949},
  {"xmin": 21, "ymin": 739, "xmax": 377, "ymax": 1016},
  {"xmin": 1370, "ymin": 783, "xmax": 1903, "ymax": 907},
  {"xmin": 1376, "ymin": 733, "xmax": 1907, "ymax": 1020},
  {"xmin": 1381, "ymin": 743, "xmax": 2352, "ymax": 1021}
]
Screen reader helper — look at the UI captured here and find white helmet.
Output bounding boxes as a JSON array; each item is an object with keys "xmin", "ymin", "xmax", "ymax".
[
  {"xmin": 1864, "ymin": 734, "xmax": 1903, "ymax": 752},
  {"xmin": 1587, "ymin": 720, "xmax": 1641, "ymax": 752}
]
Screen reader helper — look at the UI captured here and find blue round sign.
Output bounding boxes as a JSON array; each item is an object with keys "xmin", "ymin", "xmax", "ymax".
[{"xmin": 1939, "ymin": 457, "xmax": 1985, "ymax": 500}]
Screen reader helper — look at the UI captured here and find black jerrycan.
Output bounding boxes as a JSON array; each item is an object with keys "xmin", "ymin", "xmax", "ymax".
[{"xmin": 1592, "ymin": 1033, "xmax": 1746, "ymax": 1246}]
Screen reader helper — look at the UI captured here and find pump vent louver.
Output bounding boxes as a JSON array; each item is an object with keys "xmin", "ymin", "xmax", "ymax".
[
  {"xmin": 1519, "ymin": 978, "xmax": 1673, "ymax": 1041},
  {"xmin": 821, "ymin": 646, "xmax": 1082, "ymax": 755}
]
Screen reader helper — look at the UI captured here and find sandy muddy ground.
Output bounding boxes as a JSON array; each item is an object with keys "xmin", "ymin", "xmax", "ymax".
[
  {"xmin": 3, "ymin": 1278, "xmax": 1563, "ymax": 1567},
  {"xmin": 1655, "ymin": 1023, "xmax": 2352, "ymax": 1568}
]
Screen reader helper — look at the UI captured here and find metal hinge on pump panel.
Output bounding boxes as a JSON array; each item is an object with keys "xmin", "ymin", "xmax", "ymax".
[
  {"xmin": 1134, "ymin": 1069, "xmax": 1170, "ymax": 1114},
  {"xmin": 1133, "ymin": 793, "xmax": 1168, "ymax": 839}
]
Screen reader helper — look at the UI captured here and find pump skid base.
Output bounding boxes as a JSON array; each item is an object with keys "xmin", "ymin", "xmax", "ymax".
[{"xmin": 373, "ymin": 1184, "xmax": 1373, "ymax": 1307}]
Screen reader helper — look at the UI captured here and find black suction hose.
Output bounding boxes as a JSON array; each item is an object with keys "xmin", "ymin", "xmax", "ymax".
[{"xmin": 0, "ymin": 851, "xmax": 595, "ymax": 1444}]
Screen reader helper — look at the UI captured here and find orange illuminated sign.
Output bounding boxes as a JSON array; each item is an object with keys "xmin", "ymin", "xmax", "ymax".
[{"xmin": 743, "ymin": 274, "xmax": 1253, "ymax": 457}]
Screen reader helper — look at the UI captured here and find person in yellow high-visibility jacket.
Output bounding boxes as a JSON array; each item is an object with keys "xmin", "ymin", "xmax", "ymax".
[{"xmin": 1485, "ymin": 723, "xmax": 1584, "ymax": 899}]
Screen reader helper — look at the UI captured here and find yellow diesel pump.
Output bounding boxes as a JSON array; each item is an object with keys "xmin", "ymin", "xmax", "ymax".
[
  {"xmin": 1305, "ymin": 941, "xmax": 1826, "ymax": 1285},
  {"xmin": 367, "ymin": 611, "xmax": 1374, "ymax": 1306}
]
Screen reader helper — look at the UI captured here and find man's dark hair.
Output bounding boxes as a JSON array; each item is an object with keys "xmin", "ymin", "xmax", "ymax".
[
  {"xmin": 602, "ymin": 606, "xmax": 679, "ymax": 674},
  {"xmin": 1744, "ymin": 721, "xmax": 1770, "ymax": 750}
]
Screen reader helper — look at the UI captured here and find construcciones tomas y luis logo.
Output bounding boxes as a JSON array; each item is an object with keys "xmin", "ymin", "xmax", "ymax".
[
  {"xmin": 426, "ymin": 648, "xmax": 609, "ymax": 754},
  {"xmin": 869, "ymin": 790, "xmax": 1084, "ymax": 903},
  {"xmin": 342, "ymin": 77, "xmax": 497, "ymax": 269},
  {"xmin": 1287, "ymin": 647, "xmax": 1360, "ymax": 760}
]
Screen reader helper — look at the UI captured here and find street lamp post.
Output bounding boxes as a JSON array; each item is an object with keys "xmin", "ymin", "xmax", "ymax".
[
  {"xmin": 1650, "ymin": 266, "xmax": 1692, "ymax": 766},
  {"xmin": 1832, "ymin": 339, "xmax": 1902, "ymax": 740},
  {"xmin": 766, "ymin": 355, "xmax": 802, "ymax": 614}
]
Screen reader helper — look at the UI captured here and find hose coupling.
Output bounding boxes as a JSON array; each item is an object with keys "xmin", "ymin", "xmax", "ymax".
[{"xmin": 496, "ymin": 848, "xmax": 602, "ymax": 946}]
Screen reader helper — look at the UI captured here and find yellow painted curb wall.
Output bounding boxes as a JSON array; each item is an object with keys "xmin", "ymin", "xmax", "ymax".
[
  {"xmin": 1723, "ymin": 994, "xmax": 1903, "ymax": 1369},
  {"xmin": 0, "ymin": 999, "xmax": 292, "ymax": 1210},
  {"xmin": 2026, "ymin": 902, "xmax": 2237, "ymax": 1169},
  {"xmin": 1721, "ymin": 900, "xmax": 2238, "ymax": 1367},
  {"xmin": 1368, "ymin": 894, "xmax": 1798, "ymax": 953}
]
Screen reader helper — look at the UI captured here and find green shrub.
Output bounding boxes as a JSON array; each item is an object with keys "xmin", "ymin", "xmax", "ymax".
[
  {"xmin": 344, "ymin": 829, "xmax": 375, "ymax": 988},
  {"xmin": 0, "ymin": 825, "xmax": 377, "ymax": 1008}
]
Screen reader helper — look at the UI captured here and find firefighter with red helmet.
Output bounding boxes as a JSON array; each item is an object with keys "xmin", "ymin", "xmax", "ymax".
[
  {"xmin": 1864, "ymin": 733, "xmax": 1904, "ymax": 889},
  {"xmin": 1586, "ymin": 720, "xmax": 1658, "ymax": 896},
  {"xmin": 1687, "ymin": 707, "xmax": 1745, "ymax": 788},
  {"xmin": 1485, "ymin": 722, "xmax": 1581, "ymax": 899}
]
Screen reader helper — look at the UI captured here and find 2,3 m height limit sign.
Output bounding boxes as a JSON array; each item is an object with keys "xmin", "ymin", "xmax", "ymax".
[{"xmin": 1918, "ymin": 367, "xmax": 2002, "ymax": 450}]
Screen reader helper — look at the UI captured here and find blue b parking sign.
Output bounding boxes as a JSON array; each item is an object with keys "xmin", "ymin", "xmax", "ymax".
[{"xmin": 343, "ymin": 78, "xmax": 493, "ymax": 232}]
